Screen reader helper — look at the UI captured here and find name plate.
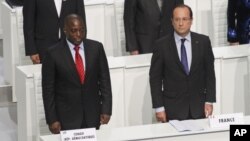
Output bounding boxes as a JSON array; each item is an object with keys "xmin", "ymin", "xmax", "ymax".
[
  {"xmin": 209, "ymin": 113, "xmax": 244, "ymax": 128},
  {"xmin": 60, "ymin": 128, "xmax": 97, "ymax": 141}
]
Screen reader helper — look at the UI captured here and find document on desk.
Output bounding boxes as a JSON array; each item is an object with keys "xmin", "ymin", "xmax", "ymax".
[{"xmin": 169, "ymin": 120, "xmax": 204, "ymax": 132}]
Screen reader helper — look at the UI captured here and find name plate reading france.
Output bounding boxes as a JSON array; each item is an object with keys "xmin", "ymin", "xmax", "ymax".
[
  {"xmin": 209, "ymin": 113, "xmax": 244, "ymax": 128},
  {"xmin": 60, "ymin": 128, "xmax": 97, "ymax": 141}
]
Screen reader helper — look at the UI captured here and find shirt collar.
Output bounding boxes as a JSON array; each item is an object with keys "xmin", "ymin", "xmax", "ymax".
[
  {"xmin": 174, "ymin": 32, "xmax": 191, "ymax": 42},
  {"xmin": 66, "ymin": 39, "xmax": 84, "ymax": 50}
]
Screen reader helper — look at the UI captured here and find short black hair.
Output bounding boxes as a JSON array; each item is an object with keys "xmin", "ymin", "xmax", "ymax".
[
  {"xmin": 172, "ymin": 4, "xmax": 193, "ymax": 19},
  {"xmin": 64, "ymin": 14, "xmax": 85, "ymax": 27}
]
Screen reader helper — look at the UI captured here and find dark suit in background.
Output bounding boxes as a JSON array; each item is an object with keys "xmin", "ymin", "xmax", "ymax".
[
  {"xmin": 23, "ymin": 0, "xmax": 86, "ymax": 63},
  {"xmin": 123, "ymin": 0, "xmax": 183, "ymax": 54},
  {"xmin": 150, "ymin": 5, "xmax": 216, "ymax": 121},
  {"xmin": 227, "ymin": 0, "xmax": 250, "ymax": 44}
]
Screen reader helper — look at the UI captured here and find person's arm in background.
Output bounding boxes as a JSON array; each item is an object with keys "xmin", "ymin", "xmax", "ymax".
[
  {"xmin": 227, "ymin": 0, "xmax": 239, "ymax": 45},
  {"xmin": 23, "ymin": 0, "xmax": 40, "ymax": 64},
  {"xmin": 123, "ymin": 0, "xmax": 140, "ymax": 55},
  {"xmin": 76, "ymin": 0, "xmax": 87, "ymax": 37}
]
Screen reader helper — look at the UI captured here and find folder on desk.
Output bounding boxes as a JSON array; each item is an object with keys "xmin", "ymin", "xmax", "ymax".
[{"xmin": 169, "ymin": 120, "xmax": 204, "ymax": 132}]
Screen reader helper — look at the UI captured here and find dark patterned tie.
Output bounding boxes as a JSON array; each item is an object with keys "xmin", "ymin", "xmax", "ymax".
[
  {"xmin": 181, "ymin": 38, "xmax": 189, "ymax": 75},
  {"xmin": 74, "ymin": 46, "xmax": 85, "ymax": 84}
]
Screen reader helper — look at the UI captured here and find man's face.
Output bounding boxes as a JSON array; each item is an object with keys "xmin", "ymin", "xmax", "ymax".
[
  {"xmin": 64, "ymin": 19, "xmax": 85, "ymax": 45},
  {"xmin": 172, "ymin": 7, "xmax": 192, "ymax": 37}
]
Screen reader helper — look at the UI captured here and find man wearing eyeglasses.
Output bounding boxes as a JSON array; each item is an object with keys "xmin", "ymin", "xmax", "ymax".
[{"xmin": 150, "ymin": 4, "xmax": 216, "ymax": 122}]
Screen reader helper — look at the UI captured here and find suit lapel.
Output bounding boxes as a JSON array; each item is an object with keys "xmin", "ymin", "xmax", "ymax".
[
  {"xmin": 50, "ymin": 0, "xmax": 59, "ymax": 18},
  {"xmin": 60, "ymin": 0, "xmax": 66, "ymax": 18},
  {"xmin": 161, "ymin": 0, "xmax": 168, "ymax": 15},
  {"xmin": 61, "ymin": 40, "xmax": 80, "ymax": 83},
  {"xmin": 151, "ymin": 0, "xmax": 161, "ymax": 14},
  {"xmin": 189, "ymin": 32, "xmax": 199, "ymax": 75}
]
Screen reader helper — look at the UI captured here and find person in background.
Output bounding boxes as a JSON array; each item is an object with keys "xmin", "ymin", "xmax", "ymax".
[
  {"xmin": 123, "ymin": 0, "xmax": 183, "ymax": 55},
  {"xmin": 42, "ymin": 14, "xmax": 112, "ymax": 134},
  {"xmin": 150, "ymin": 4, "xmax": 216, "ymax": 122},
  {"xmin": 23, "ymin": 0, "xmax": 86, "ymax": 63},
  {"xmin": 227, "ymin": 0, "xmax": 250, "ymax": 45}
]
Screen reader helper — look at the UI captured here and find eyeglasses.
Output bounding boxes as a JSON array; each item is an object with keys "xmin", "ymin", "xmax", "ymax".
[{"xmin": 173, "ymin": 17, "xmax": 192, "ymax": 23}]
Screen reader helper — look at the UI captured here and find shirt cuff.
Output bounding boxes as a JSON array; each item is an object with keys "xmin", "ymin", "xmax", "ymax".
[
  {"xmin": 205, "ymin": 102, "xmax": 213, "ymax": 105},
  {"xmin": 155, "ymin": 107, "xmax": 165, "ymax": 113}
]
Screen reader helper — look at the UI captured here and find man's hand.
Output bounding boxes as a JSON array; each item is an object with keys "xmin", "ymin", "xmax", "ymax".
[
  {"xmin": 156, "ymin": 111, "xmax": 167, "ymax": 122},
  {"xmin": 49, "ymin": 121, "xmax": 61, "ymax": 134},
  {"xmin": 204, "ymin": 104, "xmax": 213, "ymax": 117},
  {"xmin": 130, "ymin": 50, "xmax": 139, "ymax": 55},
  {"xmin": 30, "ymin": 54, "xmax": 40, "ymax": 64},
  {"xmin": 100, "ymin": 114, "xmax": 110, "ymax": 124}
]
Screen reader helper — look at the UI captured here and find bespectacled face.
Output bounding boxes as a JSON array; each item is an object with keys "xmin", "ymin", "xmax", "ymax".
[
  {"xmin": 64, "ymin": 19, "xmax": 85, "ymax": 45},
  {"xmin": 172, "ymin": 7, "xmax": 192, "ymax": 37}
]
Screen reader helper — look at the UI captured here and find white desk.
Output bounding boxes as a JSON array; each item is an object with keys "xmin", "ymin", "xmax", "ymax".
[{"xmin": 40, "ymin": 116, "xmax": 250, "ymax": 141}]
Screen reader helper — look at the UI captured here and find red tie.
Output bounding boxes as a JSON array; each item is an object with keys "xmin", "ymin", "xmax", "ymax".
[{"xmin": 74, "ymin": 46, "xmax": 85, "ymax": 84}]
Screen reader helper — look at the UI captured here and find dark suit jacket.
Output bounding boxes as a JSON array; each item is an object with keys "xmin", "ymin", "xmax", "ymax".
[
  {"xmin": 123, "ymin": 0, "xmax": 183, "ymax": 53},
  {"xmin": 23, "ymin": 0, "xmax": 86, "ymax": 60},
  {"xmin": 150, "ymin": 32, "xmax": 216, "ymax": 120},
  {"xmin": 42, "ymin": 39, "xmax": 112, "ymax": 130}
]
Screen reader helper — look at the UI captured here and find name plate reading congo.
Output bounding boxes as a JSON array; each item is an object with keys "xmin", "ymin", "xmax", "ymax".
[
  {"xmin": 60, "ymin": 128, "xmax": 97, "ymax": 141},
  {"xmin": 209, "ymin": 113, "xmax": 244, "ymax": 128}
]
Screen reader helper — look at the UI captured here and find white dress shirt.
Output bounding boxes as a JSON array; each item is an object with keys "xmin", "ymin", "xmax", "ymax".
[
  {"xmin": 174, "ymin": 32, "xmax": 192, "ymax": 70},
  {"xmin": 54, "ymin": 0, "xmax": 62, "ymax": 16},
  {"xmin": 66, "ymin": 40, "xmax": 86, "ymax": 71},
  {"xmin": 54, "ymin": 0, "xmax": 62, "ymax": 38}
]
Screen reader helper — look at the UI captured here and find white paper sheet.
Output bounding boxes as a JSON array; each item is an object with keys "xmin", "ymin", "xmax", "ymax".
[{"xmin": 169, "ymin": 120, "xmax": 204, "ymax": 132}]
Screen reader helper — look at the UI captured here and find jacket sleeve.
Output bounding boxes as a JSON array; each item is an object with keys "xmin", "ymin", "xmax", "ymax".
[
  {"xmin": 98, "ymin": 43, "xmax": 112, "ymax": 115},
  {"xmin": 123, "ymin": 0, "xmax": 139, "ymax": 52},
  {"xmin": 42, "ymin": 50, "xmax": 58, "ymax": 125},
  {"xmin": 76, "ymin": 0, "xmax": 87, "ymax": 36},
  {"xmin": 149, "ymin": 42, "xmax": 164, "ymax": 108},
  {"xmin": 23, "ymin": 0, "xmax": 38, "ymax": 55},
  {"xmin": 204, "ymin": 37, "xmax": 216, "ymax": 102}
]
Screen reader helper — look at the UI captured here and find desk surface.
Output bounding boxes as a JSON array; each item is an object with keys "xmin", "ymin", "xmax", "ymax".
[{"xmin": 40, "ymin": 116, "xmax": 250, "ymax": 141}]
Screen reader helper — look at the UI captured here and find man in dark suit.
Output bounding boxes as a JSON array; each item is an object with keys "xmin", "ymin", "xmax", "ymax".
[
  {"xmin": 23, "ymin": 0, "xmax": 86, "ymax": 64},
  {"xmin": 42, "ymin": 14, "xmax": 112, "ymax": 134},
  {"xmin": 150, "ymin": 4, "xmax": 216, "ymax": 122},
  {"xmin": 123, "ymin": 0, "xmax": 183, "ymax": 55}
]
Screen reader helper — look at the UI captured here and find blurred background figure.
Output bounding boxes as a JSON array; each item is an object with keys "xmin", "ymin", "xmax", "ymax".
[
  {"xmin": 227, "ymin": 0, "xmax": 250, "ymax": 45},
  {"xmin": 123, "ymin": 0, "xmax": 183, "ymax": 55},
  {"xmin": 23, "ymin": 0, "xmax": 86, "ymax": 64}
]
